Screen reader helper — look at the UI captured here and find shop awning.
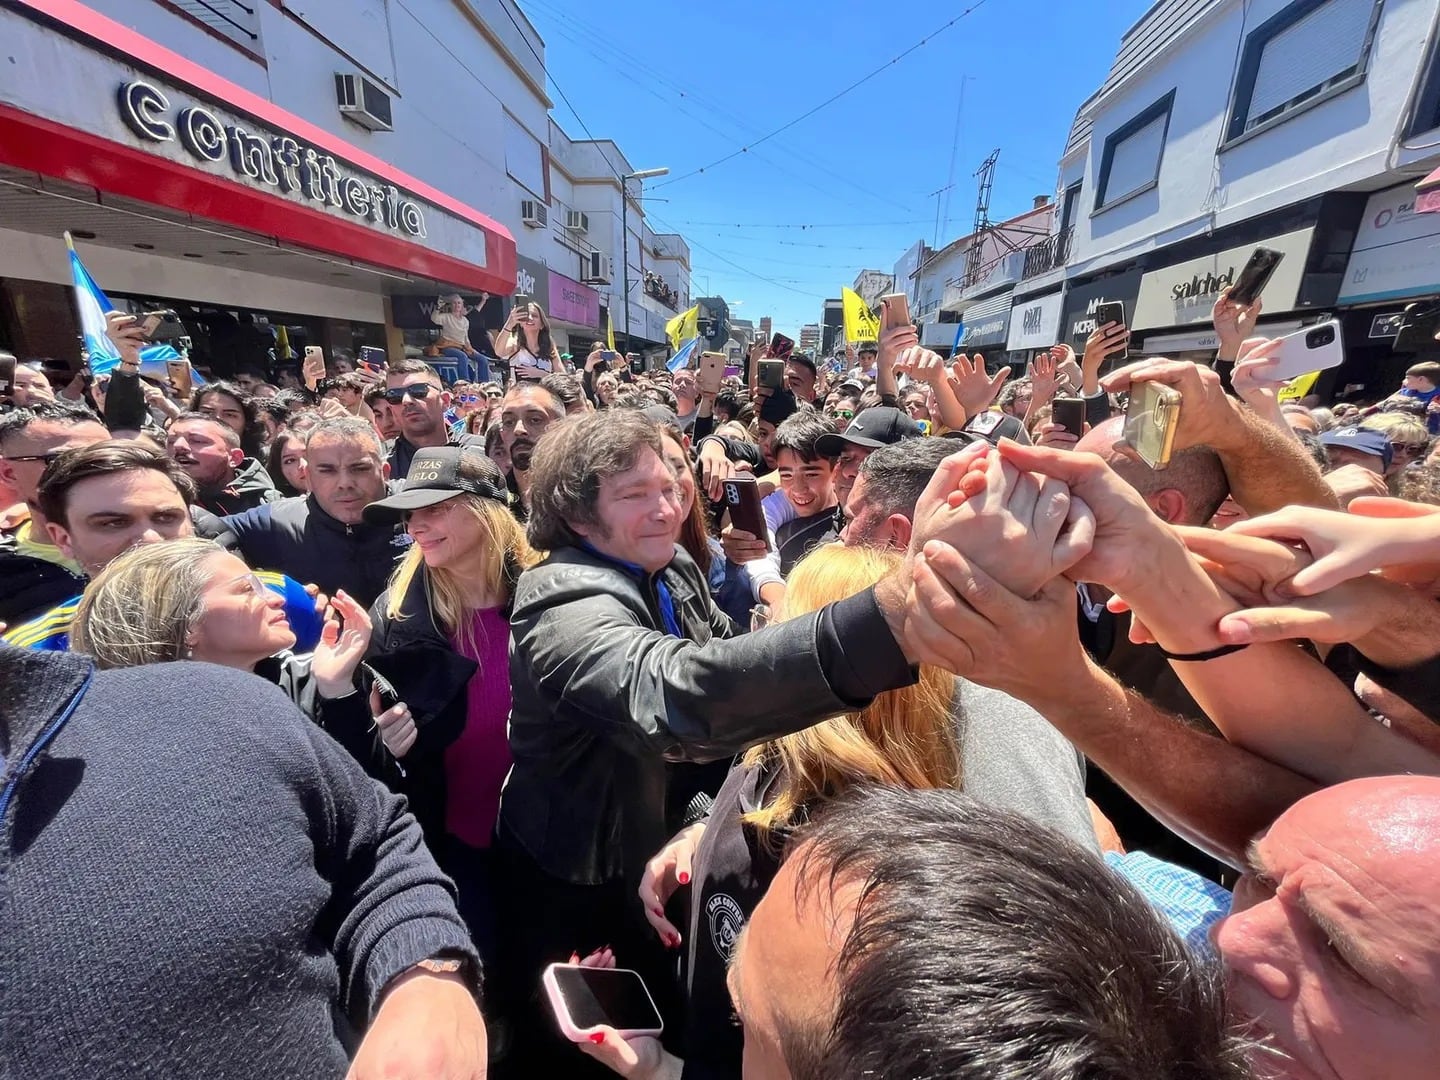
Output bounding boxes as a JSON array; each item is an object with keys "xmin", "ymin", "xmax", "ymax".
[
  {"xmin": 1416, "ymin": 164, "xmax": 1440, "ymax": 215},
  {"xmin": 1, "ymin": 0, "xmax": 516, "ymax": 296}
]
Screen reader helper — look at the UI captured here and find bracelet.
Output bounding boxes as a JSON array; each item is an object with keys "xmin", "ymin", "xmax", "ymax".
[{"xmin": 1158, "ymin": 642, "xmax": 1251, "ymax": 662}]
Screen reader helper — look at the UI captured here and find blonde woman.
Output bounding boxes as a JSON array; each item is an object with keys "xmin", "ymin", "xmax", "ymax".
[
  {"xmin": 582, "ymin": 543, "xmax": 959, "ymax": 1079},
  {"xmin": 356, "ymin": 443, "xmax": 536, "ymax": 965},
  {"xmin": 70, "ymin": 537, "xmax": 373, "ymax": 718}
]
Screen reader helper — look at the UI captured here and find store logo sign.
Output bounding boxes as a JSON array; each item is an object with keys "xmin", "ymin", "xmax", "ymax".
[
  {"xmin": 118, "ymin": 80, "xmax": 426, "ymax": 238},
  {"xmin": 1171, "ymin": 267, "xmax": 1235, "ymax": 302},
  {"xmin": 1021, "ymin": 305, "xmax": 1044, "ymax": 334}
]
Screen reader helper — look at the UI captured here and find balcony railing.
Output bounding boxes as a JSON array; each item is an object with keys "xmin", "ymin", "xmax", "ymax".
[
  {"xmin": 1022, "ymin": 225, "xmax": 1073, "ymax": 280},
  {"xmin": 643, "ymin": 272, "xmax": 680, "ymax": 311}
]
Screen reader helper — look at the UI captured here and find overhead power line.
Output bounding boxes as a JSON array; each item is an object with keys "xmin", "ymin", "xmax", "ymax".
[{"xmin": 653, "ymin": 0, "xmax": 994, "ymax": 190}]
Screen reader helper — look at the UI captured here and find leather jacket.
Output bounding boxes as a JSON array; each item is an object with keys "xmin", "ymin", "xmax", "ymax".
[{"xmin": 498, "ymin": 543, "xmax": 913, "ymax": 886}]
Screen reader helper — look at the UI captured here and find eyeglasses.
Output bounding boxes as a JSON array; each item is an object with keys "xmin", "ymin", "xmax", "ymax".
[
  {"xmin": 829, "ymin": 409, "xmax": 855, "ymax": 421},
  {"xmin": 486, "ymin": 389, "xmax": 504, "ymax": 399},
  {"xmin": 384, "ymin": 384, "xmax": 436, "ymax": 404},
  {"xmin": 232, "ymin": 572, "xmax": 273, "ymax": 599},
  {"xmin": 3, "ymin": 450, "xmax": 66, "ymax": 465}
]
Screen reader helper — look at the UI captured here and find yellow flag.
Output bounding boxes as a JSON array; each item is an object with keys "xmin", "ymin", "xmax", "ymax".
[
  {"xmin": 842, "ymin": 287, "xmax": 881, "ymax": 344},
  {"xmin": 606, "ymin": 307, "xmax": 616, "ymax": 351},
  {"xmin": 666, "ymin": 305, "xmax": 699, "ymax": 350},
  {"xmin": 1276, "ymin": 370, "xmax": 1321, "ymax": 403}
]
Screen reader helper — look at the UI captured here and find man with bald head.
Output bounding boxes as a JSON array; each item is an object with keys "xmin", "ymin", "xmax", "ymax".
[
  {"xmin": 1076, "ymin": 414, "xmax": 1229, "ymax": 526},
  {"xmin": 1217, "ymin": 775, "xmax": 1440, "ymax": 1079}
]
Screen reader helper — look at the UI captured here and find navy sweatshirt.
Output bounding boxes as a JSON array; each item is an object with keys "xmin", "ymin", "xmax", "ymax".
[{"xmin": 0, "ymin": 648, "xmax": 479, "ymax": 1079}]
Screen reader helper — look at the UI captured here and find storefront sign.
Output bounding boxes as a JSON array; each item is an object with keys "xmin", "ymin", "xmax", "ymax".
[
  {"xmin": 548, "ymin": 270, "xmax": 600, "ymax": 328},
  {"xmin": 958, "ymin": 292, "xmax": 1012, "ymax": 349},
  {"xmin": 1370, "ymin": 311, "xmax": 1406, "ymax": 339},
  {"xmin": 1132, "ymin": 228, "xmax": 1314, "ymax": 330},
  {"xmin": 1339, "ymin": 183, "xmax": 1440, "ymax": 304},
  {"xmin": 1006, "ymin": 290, "xmax": 1065, "ymax": 351},
  {"xmin": 514, "ymin": 255, "xmax": 549, "ymax": 303},
  {"xmin": 1058, "ymin": 269, "xmax": 1144, "ymax": 351},
  {"xmin": 118, "ymin": 80, "xmax": 427, "ymax": 238},
  {"xmin": 1139, "ymin": 320, "xmax": 1302, "ymax": 356}
]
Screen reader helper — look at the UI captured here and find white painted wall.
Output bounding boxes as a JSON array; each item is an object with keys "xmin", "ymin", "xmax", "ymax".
[{"xmin": 1067, "ymin": 0, "xmax": 1439, "ymax": 274}]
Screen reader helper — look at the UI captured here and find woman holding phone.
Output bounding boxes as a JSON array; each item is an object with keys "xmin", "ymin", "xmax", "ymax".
[{"xmin": 499, "ymin": 300, "xmax": 562, "ymax": 382}]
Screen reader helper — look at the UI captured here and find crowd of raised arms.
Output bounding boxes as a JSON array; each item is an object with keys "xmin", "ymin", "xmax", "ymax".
[{"xmin": 3, "ymin": 285, "xmax": 1440, "ymax": 1080}]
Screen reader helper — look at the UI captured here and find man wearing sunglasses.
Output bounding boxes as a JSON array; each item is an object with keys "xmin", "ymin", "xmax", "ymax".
[
  {"xmin": 0, "ymin": 399, "xmax": 109, "ymax": 626},
  {"xmin": 383, "ymin": 359, "xmax": 481, "ymax": 480}
]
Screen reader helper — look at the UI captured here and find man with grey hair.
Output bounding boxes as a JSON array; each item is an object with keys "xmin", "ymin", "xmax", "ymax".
[{"xmin": 223, "ymin": 416, "xmax": 410, "ymax": 605}]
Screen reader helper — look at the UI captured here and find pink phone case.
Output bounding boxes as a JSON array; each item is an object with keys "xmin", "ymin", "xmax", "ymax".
[{"xmin": 542, "ymin": 963, "xmax": 664, "ymax": 1042}]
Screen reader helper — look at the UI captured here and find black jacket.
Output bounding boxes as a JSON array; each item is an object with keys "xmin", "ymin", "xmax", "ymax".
[
  {"xmin": 497, "ymin": 543, "xmax": 914, "ymax": 886},
  {"xmin": 0, "ymin": 647, "xmax": 477, "ymax": 1079},
  {"xmin": 317, "ymin": 574, "xmax": 479, "ymax": 849},
  {"xmin": 223, "ymin": 494, "xmax": 412, "ymax": 607},
  {"xmin": 197, "ymin": 456, "xmax": 281, "ymax": 517}
]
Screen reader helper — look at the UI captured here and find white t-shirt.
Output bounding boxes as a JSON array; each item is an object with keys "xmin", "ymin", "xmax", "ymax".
[{"xmin": 431, "ymin": 309, "xmax": 472, "ymax": 345}]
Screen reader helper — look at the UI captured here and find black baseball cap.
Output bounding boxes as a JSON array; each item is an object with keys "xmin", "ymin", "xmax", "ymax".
[
  {"xmin": 816, "ymin": 406, "xmax": 923, "ymax": 456},
  {"xmin": 363, "ymin": 446, "xmax": 508, "ymax": 522}
]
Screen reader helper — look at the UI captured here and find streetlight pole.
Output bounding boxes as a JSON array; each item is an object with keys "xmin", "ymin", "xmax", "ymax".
[{"xmin": 620, "ymin": 166, "xmax": 668, "ymax": 356}]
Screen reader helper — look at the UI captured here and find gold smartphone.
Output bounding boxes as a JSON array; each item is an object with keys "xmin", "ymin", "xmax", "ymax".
[
  {"xmin": 1123, "ymin": 383, "xmax": 1181, "ymax": 469},
  {"xmin": 879, "ymin": 293, "xmax": 910, "ymax": 329}
]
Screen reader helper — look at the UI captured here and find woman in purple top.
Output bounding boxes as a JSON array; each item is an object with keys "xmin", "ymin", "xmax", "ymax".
[{"xmin": 359, "ymin": 444, "xmax": 537, "ymax": 965}]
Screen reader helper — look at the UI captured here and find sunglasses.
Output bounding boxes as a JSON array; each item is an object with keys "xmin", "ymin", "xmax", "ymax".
[
  {"xmin": 829, "ymin": 409, "xmax": 855, "ymax": 421},
  {"xmin": 4, "ymin": 450, "xmax": 66, "ymax": 465},
  {"xmin": 384, "ymin": 384, "xmax": 436, "ymax": 404}
]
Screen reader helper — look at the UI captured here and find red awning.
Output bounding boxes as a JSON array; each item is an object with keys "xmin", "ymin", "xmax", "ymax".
[
  {"xmin": 2, "ymin": 0, "xmax": 516, "ymax": 295},
  {"xmin": 1416, "ymin": 164, "xmax": 1440, "ymax": 215}
]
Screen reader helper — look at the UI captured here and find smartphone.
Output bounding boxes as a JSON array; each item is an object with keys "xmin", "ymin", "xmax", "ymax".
[
  {"xmin": 1092, "ymin": 301, "xmax": 1128, "ymax": 361},
  {"xmin": 166, "ymin": 359, "xmax": 193, "ymax": 398},
  {"xmin": 1227, "ymin": 247, "xmax": 1284, "ymax": 308},
  {"xmin": 629, "ymin": 356, "xmax": 646, "ymax": 376},
  {"xmin": 513, "ymin": 294, "xmax": 531, "ymax": 314},
  {"xmin": 1052, "ymin": 396, "xmax": 1085, "ymax": 439},
  {"xmin": 722, "ymin": 476, "xmax": 770, "ymax": 548},
  {"xmin": 698, "ymin": 351, "xmax": 726, "ymax": 394},
  {"xmin": 880, "ymin": 293, "xmax": 911, "ymax": 329},
  {"xmin": 756, "ymin": 359, "xmax": 785, "ymax": 391},
  {"xmin": 1123, "ymin": 382, "xmax": 1182, "ymax": 470},
  {"xmin": 359, "ymin": 345, "xmax": 387, "ymax": 370},
  {"xmin": 1264, "ymin": 320, "xmax": 1345, "ymax": 383},
  {"xmin": 600, "ymin": 349, "xmax": 619, "ymax": 366},
  {"xmin": 769, "ymin": 333, "xmax": 795, "ymax": 360},
  {"xmin": 543, "ymin": 963, "xmax": 663, "ymax": 1042},
  {"xmin": 0, "ymin": 352, "xmax": 15, "ymax": 403}
]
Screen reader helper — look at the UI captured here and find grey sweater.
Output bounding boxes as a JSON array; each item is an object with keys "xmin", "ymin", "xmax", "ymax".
[{"xmin": 0, "ymin": 648, "xmax": 478, "ymax": 1079}]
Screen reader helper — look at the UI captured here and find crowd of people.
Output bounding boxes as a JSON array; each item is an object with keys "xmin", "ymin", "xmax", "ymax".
[{"xmin": 2, "ymin": 282, "xmax": 1439, "ymax": 1080}]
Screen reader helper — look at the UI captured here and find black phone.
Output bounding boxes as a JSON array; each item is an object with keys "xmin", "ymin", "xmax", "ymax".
[
  {"xmin": 1227, "ymin": 247, "xmax": 1284, "ymax": 308},
  {"xmin": 0, "ymin": 352, "xmax": 14, "ymax": 403},
  {"xmin": 513, "ymin": 294, "xmax": 531, "ymax": 311},
  {"xmin": 359, "ymin": 345, "xmax": 388, "ymax": 371},
  {"xmin": 756, "ymin": 359, "xmax": 785, "ymax": 390},
  {"xmin": 1092, "ymin": 302, "xmax": 1128, "ymax": 361},
  {"xmin": 600, "ymin": 350, "xmax": 619, "ymax": 365},
  {"xmin": 629, "ymin": 356, "xmax": 646, "ymax": 376},
  {"xmin": 721, "ymin": 477, "xmax": 770, "ymax": 548},
  {"xmin": 1052, "ymin": 396, "xmax": 1085, "ymax": 439},
  {"xmin": 770, "ymin": 333, "xmax": 795, "ymax": 359}
]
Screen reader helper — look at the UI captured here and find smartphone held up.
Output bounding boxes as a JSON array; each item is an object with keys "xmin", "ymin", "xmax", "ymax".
[{"xmin": 543, "ymin": 963, "xmax": 664, "ymax": 1042}]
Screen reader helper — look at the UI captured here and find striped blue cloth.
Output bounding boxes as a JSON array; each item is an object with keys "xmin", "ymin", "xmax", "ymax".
[{"xmin": 1106, "ymin": 850, "xmax": 1233, "ymax": 956}]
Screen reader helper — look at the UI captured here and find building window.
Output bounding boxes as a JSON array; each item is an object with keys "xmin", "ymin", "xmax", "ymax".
[
  {"xmin": 160, "ymin": 0, "xmax": 260, "ymax": 52},
  {"xmin": 1224, "ymin": 0, "xmax": 1381, "ymax": 145},
  {"xmin": 1059, "ymin": 182, "xmax": 1082, "ymax": 234},
  {"xmin": 1409, "ymin": 33, "xmax": 1440, "ymax": 137},
  {"xmin": 1094, "ymin": 91, "xmax": 1174, "ymax": 212}
]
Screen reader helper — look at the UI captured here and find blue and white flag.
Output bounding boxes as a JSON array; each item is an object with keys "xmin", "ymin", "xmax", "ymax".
[
  {"xmin": 66, "ymin": 233, "xmax": 189, "ymax": 379},
  {"xmin": 951, "ymin": 322, "xmax": 967, "ymax": 354},
  {"xmin": 666, "ymin": 336, "xmax": 700, "ymax": 373}
]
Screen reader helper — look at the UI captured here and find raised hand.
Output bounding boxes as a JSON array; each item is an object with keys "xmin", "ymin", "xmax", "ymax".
[
  {"xmin": 949, "ymin": 352, "xmax": 1009, "ymax": 417},
  {"xmin": 637, "ymin": 822, "xmax": 705, "ymax": 947},
  {"xmin": 312, "ymin": 591, "xmax": 373, "ymax": 699},
  {"xmin": 1211, "ymin": 286, "xmax": 1263, "ymax": 359}
]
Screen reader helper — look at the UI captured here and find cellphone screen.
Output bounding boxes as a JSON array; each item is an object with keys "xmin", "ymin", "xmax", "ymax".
[{"xmin": 550, "ymin": 967, "xmax": 662, "ymax": 1032}]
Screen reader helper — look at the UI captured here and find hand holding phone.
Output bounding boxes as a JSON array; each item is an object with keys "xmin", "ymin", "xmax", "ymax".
[
  {"xmin": 697, "ymin": 352, "xmax": 726, "ymax": 395},
  {"xmin": 880, "ymin": 293, "xmax": 911, "ymax": 330},
  {"xmin": 166, "ymin": 358, "xmax": 194, "ymax": 398},
  {"xmin": 1052, "ymin": 396, "xmax": 1085, "ymax": 439},
  {"xmin": 756, "ymin": 359, "xmax": 785, "ymax": 392},
  {"xmin": 770, "ymin": 333, "xmax": 795, "ymax": 360},
  {"xmin": 1226, "ymin": 247, "xmax": 1284, "ymax": 308},
  {"xmin": 1123, "ymin": 383, "xmax": 1181, "ymax": 470},
  {"xmin": 544, "ymin": 963, "xmax": 663, "ymax": 1042},
  {"xmin": 302, "ymin": 346, "xmax": 326, "ymax": 391},
  {"xmin": 1092, "ymin": 302, "xmax": 1128, "ymax": 362},
  {"xmin": 722, "ymin": 477, "xmax": 770, "ymax": 550}
]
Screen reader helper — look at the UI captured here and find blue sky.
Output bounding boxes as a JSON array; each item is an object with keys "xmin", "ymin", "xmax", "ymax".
[{"xmin": 521, "ymin": 0, "xmax": 1154, "ymax": 338}]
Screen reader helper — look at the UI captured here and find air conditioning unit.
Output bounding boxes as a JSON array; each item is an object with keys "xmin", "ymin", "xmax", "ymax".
[
  {"xmin": 565, "ymin": 210, "xmax": 590, "ymax": 235},
  {"xmin": 521, "ymin": 200, "xmax": 549, "ymax": 229},
  {"xmin": 583, "ymin": 251, "xmax": 613, "ymax": 285},
  {"xmin": 335, "ymin": 72, "xmax": 393, "ymax": 132}
]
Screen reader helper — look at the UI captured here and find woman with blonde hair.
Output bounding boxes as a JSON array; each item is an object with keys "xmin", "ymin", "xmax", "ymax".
[
  {"xmin": 71, "ymin": 537, "xmax": 373, "ymax": 717},
  {"xmin": 582, "ymin": 543, "xmax": 959, "ymax": 1079},
  {"xmin": 353, "ymin": 443, "xmax": 536, "ymax": 965}
]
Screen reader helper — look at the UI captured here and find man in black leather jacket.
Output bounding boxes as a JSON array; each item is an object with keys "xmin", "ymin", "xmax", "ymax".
[
  {"xmin": 492, "ymin": 409, "xmax": 928, "ymax": 1075},
  {"xmin": 224, "ymin": 417, "xmax": 412, "ymax": 606}
]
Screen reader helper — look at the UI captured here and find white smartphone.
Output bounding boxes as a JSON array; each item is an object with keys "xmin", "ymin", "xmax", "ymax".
[
  {"xmin": 542, "ymin": 963, "xmax": 664, "ymax": 1042},
  {"xmin": 1264, "ymin": 320, "xmax": 1344, "ymax": 383}
]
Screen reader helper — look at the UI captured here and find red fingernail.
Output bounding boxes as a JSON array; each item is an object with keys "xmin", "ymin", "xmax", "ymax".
[
  {"xmin": 652, "ymin": 907, "xmax": 665, "ymax": 918},
  {"xmin": 589, "ymin": 1032, "xmax": 606, "ymax": 1044},
  {"xmin": 677, "ymin": 872, "xmax": 690, "ymax": 884},
  {"xmin": 569, "ymin": 953, "xmax": 579, "ymax": 964}
]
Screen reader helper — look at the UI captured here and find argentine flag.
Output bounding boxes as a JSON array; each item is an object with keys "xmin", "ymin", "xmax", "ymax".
[
  {"xmin": 666, "ymin": 336, "xmax": 700, "ymax": 373},
  {"xmin": 66, "ymin": 233, "xmax": 190, "ymax": 380}
]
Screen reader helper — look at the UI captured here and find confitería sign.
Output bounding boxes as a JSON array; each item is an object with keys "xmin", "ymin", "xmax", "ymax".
[{"xmin": 118, "ymin": 79, "xmax": 426, "ymax": 238}]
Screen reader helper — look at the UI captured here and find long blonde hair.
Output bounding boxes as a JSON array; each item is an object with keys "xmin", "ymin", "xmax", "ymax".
[
  {"xmin": 72, "ymin": 537, "xmax": 223, "ymax": 669},
  {"xmin": 742, "ymin": 544, "xmax": 961, "ymax": 837},
  {"xmin": 386, "ymin": 494, "xmax": 537, "ymax": 652}
]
